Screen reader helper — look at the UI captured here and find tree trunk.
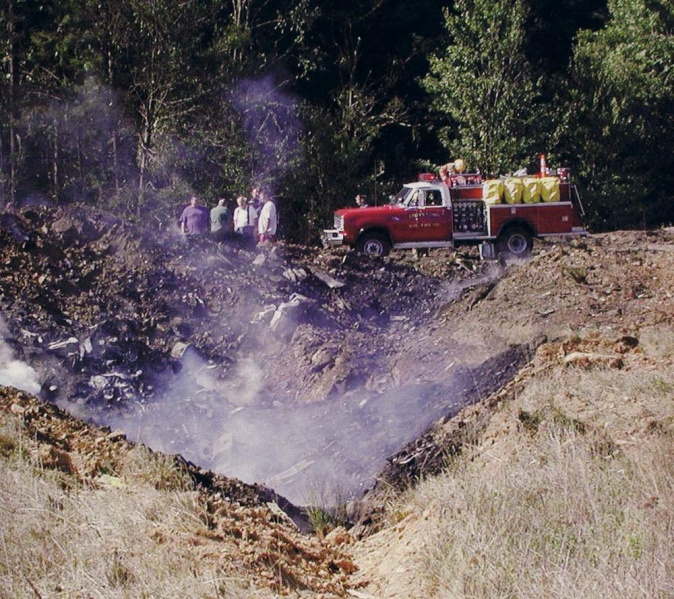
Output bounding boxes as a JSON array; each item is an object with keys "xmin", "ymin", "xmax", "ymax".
[
  {"xmin": 6, "ymin": 0, "xmax": 17, "ymax": 206},
  {"xmin": 50, "ymin": 122, "xmax": 59, "ymax": 202}
]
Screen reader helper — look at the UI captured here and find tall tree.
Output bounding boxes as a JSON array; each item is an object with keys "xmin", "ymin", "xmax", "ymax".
[
  {"xmin": 525, "ymin": 0, "xmax": 607, "ymax": 73},
  {"xmin": 563, "ymin": 0, "xmax": 674, "ymax": 230},
  {"xmin": 271, "ymin": 0, "xmax": 429, "ymax": 221},
  {"xmin": 0, "ymin": 0, "xmax": 56, "ymax": 204},
  {"xmin": 423, "ymin": 0, "xmax": 545, "ymax": 175},
  {"xmin": 0, "ymin": 0, "xmax": 20, "ymax": 205},
  {"xmin": 0, "ymin": 0, "xmax": 135, "ymax": 205},
  {"xmin": 59, "ymin": 0, "xmax": 254, "ymax": 215}
]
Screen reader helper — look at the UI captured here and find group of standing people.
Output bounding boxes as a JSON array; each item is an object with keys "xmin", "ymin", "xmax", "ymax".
[{"xmin": 179, "ymin": 187, "xmax": 278, "ymax": 245}]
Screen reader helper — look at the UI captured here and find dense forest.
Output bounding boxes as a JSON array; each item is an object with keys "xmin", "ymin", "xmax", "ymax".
[{"xmin": 1, "ymin": 0, "xmax": 673, "ymax": 242}]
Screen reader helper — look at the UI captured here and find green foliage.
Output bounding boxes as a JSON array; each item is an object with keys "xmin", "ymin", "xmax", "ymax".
[
  {"xmin": 0, "ymin": 0, "xmax": 487, "ymax": 233},
  {"xmin": 2, "ymin": 0, "xmax": 673, "ymax": 235},
  {"xmin": 280, "ymin": 102, "xmax": 369, "ymax": 245},
  {"xmin": 562, "ymin": 0, "xmax": 674, "ymax": 230},
  {"xmin": 1, "ymin": 0, "xmax": 257, "ymax": 215},
  {"xmin": 424, "ymin": 0, "xmax": 548, "ymax": 175},
  {"xmin": 277, "ymin": 81, "xmax": 407, "ymax": 245}
]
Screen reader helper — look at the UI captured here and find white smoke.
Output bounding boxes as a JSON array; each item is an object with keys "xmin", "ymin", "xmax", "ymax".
[
  {"xmin": 0, "ymin": 306, "xmax": 480, "ymax": 507},
  {"xmin": 0, "ymin": 251, "xmax": 507, "ymax": 507},
  {"xmin": 437, "ymin": 262, "xmax": 503, "ymax": 302},
  {"xmin": 231, "ymin": 74, "xmax": 301, "ymax": 192},
  {"xmin": 85, "ymin": 343, "xmax": 472, "ymax": 507},
  {"xmin": 0, "ymin": 316, "xmax": 41, "ymax": 395}
]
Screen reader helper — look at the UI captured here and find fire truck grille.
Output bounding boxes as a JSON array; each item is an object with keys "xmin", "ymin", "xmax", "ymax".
[{"xmin": 334, "ymin": 214, "xmax": 344, "ymax": 230}]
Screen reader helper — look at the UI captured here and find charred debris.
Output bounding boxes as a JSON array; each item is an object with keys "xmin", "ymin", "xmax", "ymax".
[{"xmin": 1, "ymin": 204, "xmax": 515, "ymax": 512}]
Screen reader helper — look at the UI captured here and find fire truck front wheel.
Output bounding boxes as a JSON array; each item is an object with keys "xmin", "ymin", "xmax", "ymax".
[
  {"xmin": 497, "ymin": 227, "xmax": 533, "ymax": 259},
  {"xmin": 356, "ymin": 232, "xmax": 391, "ymax": 257}
]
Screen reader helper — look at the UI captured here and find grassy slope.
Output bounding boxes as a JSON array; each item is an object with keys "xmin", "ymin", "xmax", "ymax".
[
  {"xmin": 5, "ymin": 325, "xmax": 669, "ymax": 598},
  {"xmin": 0, "ymin": 389, "xmax": 356, "ymax": 598},
  {"xmin": 352, "ymin": 325, "xmax": 674, "ymax": 598}
]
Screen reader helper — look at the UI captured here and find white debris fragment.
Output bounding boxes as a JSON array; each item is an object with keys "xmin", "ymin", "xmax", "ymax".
[
  {"xmin": 48, "ymin": 337, "xmax": 79, "ymax": 350},
  {"xmin": 90, "ymin": 375, "xmax": 107, "ymax": 389},
  {"xmin": 269, "ymin": 293, "xmax": 312, "ymax": 333},
  {"xmin": 170, "ymin": 342, "xmax": 191, "ymax": 359},
  {"xmin": 312, "ymin": 268, "xmax": 345, "ymax": 289},
  {"xmin": 251, "ymin": 305, "xmax": 277, "ymax": 324},
  {"xmin": 283, "ymin": 267, "xmax": 308, "ymax": 282},
  {"xmin": 252, "ymin": 253, "xmax": 266, "ymax": 267},
  {"xmin": 80, "ymin": 336, "xmax": 93, "ymax": 355}
]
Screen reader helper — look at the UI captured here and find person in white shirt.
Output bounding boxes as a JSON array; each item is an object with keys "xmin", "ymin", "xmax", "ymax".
[
  {"xmin": 233, "ymin": 196, "xmax": 256, "ymax": 243},
  {"xmin": 257, "ymin": 192, "xmax": 278, "ymax": 244}
]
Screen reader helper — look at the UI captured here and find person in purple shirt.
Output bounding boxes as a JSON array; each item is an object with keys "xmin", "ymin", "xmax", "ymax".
[{"xmin": 180, "ymin": 196, "xmax": 209, "ymax": 235}]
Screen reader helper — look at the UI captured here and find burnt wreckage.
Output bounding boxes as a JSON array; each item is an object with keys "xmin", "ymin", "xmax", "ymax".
[{"xmin": 1, "ymin": 205, "xmax": 528, "ymax": 504}]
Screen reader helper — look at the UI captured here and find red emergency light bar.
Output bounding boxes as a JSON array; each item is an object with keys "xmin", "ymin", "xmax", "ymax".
[{"xmin": 418, "ymin": 172, "xmax": 437, "ymax": 182}]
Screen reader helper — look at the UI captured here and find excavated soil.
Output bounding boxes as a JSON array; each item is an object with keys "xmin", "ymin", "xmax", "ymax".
[{"xmin": 1, "ymin": 204, "xmax": 673, "ymax": 596}]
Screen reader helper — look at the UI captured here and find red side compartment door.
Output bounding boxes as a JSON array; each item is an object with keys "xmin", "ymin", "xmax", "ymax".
[{"xmin": 489, "ymin": 203, "xmax": 576, "ymax": 237}]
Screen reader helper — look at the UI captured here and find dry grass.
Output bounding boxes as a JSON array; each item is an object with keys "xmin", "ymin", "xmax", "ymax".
[
  {"xmin": 405, "ymin": 325, "xmax": 674, "ymax": 599},
  {"xmin": 0, "ymin": 422, "xmax": 260, "ymax": 599},
  {"xmin": 413, "ymin": 430, "xmax": 673, "ymax": 598}
]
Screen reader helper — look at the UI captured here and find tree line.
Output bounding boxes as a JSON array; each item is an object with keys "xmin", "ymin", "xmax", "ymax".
[{"xmin": 1, "ymin": 0, "xmax": 672, "ymax": 241}]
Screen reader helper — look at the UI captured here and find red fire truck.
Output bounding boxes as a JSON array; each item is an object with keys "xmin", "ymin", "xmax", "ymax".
[{"xmin": 322, "ymin": 158, "xmax": 586, "ymax": 259}]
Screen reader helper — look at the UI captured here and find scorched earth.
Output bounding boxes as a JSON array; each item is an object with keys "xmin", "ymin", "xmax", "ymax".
[{"xmin": 0, "ymin": 204, "xmax": 673, "ymax": 597}]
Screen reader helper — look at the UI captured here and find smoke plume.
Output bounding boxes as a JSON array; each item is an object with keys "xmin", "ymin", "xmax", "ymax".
[
  {"xmin": 73, "ymin": 342, "xmax": 477, "ymax": 506},
  {"xmin": 231, "ymin": 74, "xmax": 302, "ymax": 192},
  {"xmin": 0, "ymin": 316, "xmax": 41, "ymax": 395}
]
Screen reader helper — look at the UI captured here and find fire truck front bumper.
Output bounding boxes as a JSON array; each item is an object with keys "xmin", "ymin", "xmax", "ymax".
[{"xmin": 321, "ymin": 229, "xmax": 345, "ymax": 248}]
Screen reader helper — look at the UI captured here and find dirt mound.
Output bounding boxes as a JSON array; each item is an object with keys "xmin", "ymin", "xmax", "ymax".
[
  {"xmin": 0, "ymin": 205, "xmax": 487, "ymax": 409},
  {"xmin": 1, "ymin": 204, "xmax": 674, "ymax": 596}
]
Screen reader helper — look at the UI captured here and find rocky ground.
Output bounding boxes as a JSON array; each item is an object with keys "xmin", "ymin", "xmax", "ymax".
[
  {"xmin": 0, "ymin": 206, "xmax": 486, "ymax": 409},
  {"xmin": 1, "ymin": 204, "xmax": 673, "ymax": 596}
]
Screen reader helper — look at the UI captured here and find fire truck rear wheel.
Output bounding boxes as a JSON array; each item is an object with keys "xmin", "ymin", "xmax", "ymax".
[
  {"xmin": 356, "ymin": 232, "xmax": 391, "ymax": 257},
  {"xmin": 497, "ymin": 227, "xmax": 533, "ymax": 259}
]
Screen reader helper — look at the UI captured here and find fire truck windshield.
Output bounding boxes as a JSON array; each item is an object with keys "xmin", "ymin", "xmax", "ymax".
[{"xmin": 393, "ymin": 186, "xmax": 419, "ymax": 207}]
